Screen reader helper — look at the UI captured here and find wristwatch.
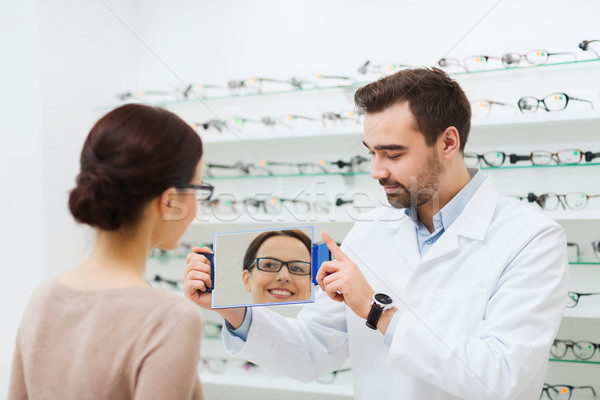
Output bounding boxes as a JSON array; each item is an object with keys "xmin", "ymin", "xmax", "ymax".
[{"xmin": 366, "ymin": 293, "xmax": 394, "ymax": 330}]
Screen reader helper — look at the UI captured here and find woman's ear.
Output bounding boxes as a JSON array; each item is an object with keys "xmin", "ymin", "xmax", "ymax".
[
  {"xmin": 242, "ymin": 270, "xmax": 252, "ymax": 292},
  {"xmin": 160, "ymin": 187, "xmax": 189, "ymax": 221}
]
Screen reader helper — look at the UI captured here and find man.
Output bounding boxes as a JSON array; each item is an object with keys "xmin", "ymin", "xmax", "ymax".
[{"xmin": 184, "ymin": 67, "xmax": 568, "ymax": 399}]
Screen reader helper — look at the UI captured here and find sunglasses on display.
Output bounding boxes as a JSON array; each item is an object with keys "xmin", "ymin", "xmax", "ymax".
[
  {"xmin": 540, "ymin": 383, "xmax": 597, "ymax": 400},
  {"xmin": 517, "ymin": 93, "xmax": 594, "ymax": 114},
  {"xmin": 551, "ymin": 339, "xmax": 600, "ymax": 360}
]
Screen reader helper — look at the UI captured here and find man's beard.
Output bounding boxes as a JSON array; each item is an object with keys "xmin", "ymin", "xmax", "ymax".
[{"xmin": 380, "ymin": 150, "xmax": 444, "ymax": 210}]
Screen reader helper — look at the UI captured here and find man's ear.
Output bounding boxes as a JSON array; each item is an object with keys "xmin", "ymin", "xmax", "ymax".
[
  {"xmin": 242, "ymin": 270, "xmax": 252, "ymax": 292},
  {"xmin": 160, "ymin": 187, "xmax": 188, "ymax": 221},
  {"xmin": 440, "ymin": 126, "xmax": 461, "ymax": 160}
]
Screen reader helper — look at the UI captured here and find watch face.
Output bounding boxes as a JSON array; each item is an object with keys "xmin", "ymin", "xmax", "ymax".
[{"xmin": 374, "ymin": 293, "xmax": 393, "ymax": 305}]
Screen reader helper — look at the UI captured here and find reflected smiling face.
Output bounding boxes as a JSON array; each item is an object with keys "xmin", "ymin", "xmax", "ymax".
[{"xmin": 242, "ymin": 235, "xmax": 312, "ymax": 304}]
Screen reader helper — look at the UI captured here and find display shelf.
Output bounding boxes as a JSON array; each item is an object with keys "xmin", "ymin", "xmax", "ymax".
[
  {"xmin": 449, "ymin": 57, "xmax": 600, "ymax": 77},
  {"xmin": 204, "ymin": 170, "xmax": 370, "ymax": 180},
  {"xmin": 549, "ymin": 358, "xmax": 600, "ymax": 365},
  {"xmin": 198, "ymin": 125, "xmax": 362, "ymax": 144},
  {"xmin": 570, "ymin": 262, "xmax": 600, "ymax": 266},
  {"xmin": 543, "ymin": 210, "xmax": 600, "ymax": 221},
  {"xmin": 100, "ymin": 59, "xmax": 600, "ymax": 110},
  {"xmin": 480, "ymin": 163, "xmax": 600, "ymax": 171},
  {"xmin": 563, "ymin": 308, "xmax": 600, "ymax": 319},
  {"xmin": 198, "ymin": 370, "xmax": 353, "ymax": 397}
]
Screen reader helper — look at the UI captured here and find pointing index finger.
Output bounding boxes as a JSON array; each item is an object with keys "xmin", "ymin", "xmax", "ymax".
[{"xmin": 321, "ymin": 231, "xmax": 346, "ymax": 261}]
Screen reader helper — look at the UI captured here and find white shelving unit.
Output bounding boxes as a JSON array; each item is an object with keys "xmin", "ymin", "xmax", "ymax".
[{"xmin": 137, "ymin": 57, "xmax": 600, "ymax": 398}]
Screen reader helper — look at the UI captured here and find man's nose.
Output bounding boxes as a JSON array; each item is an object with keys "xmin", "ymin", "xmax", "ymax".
[{"xmin": 371, "ymin": 157, "xmax": 390, "ymax": 180}]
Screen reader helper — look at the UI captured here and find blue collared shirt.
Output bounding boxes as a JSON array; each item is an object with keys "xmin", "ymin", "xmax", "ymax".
[{"xmin": 229, "ymin": 169, "xmax": 486, "ymax": 348}]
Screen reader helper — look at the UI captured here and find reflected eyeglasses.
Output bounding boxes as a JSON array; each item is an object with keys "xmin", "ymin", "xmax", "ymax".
[
  {"xmin": 517, "ymin": 93, "xmax": 594, "ymax": 114},
  {"xmin": 567, "ymin": 291, "xmax": 600, "ymax": 308},
  {"xmin": 551, "ymin": 339, "xmax": 600, "ymax": 360},
  {"xmin": 251, "ymin": 257, "xmax": 311, "ymax": 276},
  {"xmin": 176, "ymin": 183, "xmax": 215, "ymax": 202},
  {"xmin": 540, "ymin": 383, "xmax": 596, "ymax": 400}
]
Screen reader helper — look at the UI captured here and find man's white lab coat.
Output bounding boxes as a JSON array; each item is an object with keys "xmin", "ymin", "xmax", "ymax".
[{"xmin": 223, "ymin": 176, "xmax": 569, "ymax": 400}]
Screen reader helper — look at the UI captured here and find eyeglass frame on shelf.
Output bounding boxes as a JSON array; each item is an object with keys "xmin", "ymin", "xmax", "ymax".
[
  {"xmin": 517, "ymin": 92, "xmax": 594, "ymax": 114},
  {"xmin": 551, "ymin": 339, "xmax": 600, "ymax": 360}
]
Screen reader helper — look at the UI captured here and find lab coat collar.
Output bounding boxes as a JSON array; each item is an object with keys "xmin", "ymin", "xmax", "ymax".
[
  {"xmin": 419, "ymin": 174, "xmax": 499, "ymax": 264},
  {"xmin": 375, "ymin": 174, "xmax": 499, "ymax": 266}
]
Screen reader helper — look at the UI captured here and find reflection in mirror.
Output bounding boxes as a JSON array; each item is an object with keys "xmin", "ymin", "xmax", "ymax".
[{"xmin": 212, "ymin": 227, "xmax": 314, "ymax": 308}]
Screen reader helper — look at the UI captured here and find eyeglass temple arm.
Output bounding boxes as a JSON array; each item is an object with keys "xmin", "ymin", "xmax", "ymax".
[
  {"xmin": 336, "ymin": 198, "xmax": 354, "ymax": 206},
  {"xmin": 567, "ymin": 242, "xmax": 581, "ymax": 261},
  {"xmin": 576, "ymin": 385, "xmax": 597, "ymax": 397},
  {"xmin": 509, "ymin": 154, "xmax": 531, "ymax": 164},
  {"xmin": 548, "ymin": 51, "xmax": 576, "ymax": 59},
  {"xmin": 579, "ymin": 40, "xmax": 600, "ymax": 58},
  {"xmin": 585, "ymin": 151, "xmax": 600, "ymax": 162},
  {"xmin": 569, "ymin": 96, "xmax": 594, "ymax": 108}
]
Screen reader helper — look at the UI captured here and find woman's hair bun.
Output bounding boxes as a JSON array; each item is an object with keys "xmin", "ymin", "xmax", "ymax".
[
  {"xmin": 69, "ymin": 104, "xmax": 203, "ymax": 231},
  {"xmin": 68, "ymin": 168, "xmax": 128, "ymax": 231}
]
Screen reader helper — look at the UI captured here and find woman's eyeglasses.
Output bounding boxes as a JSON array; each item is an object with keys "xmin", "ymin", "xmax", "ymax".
[
  {"xmin": 176, "ymin": 183, "xmax": 215, "ymax": 202},
  {"xmin": 517, "ymin": 93, "xmax": 594, "ymax": 114},
  {"xmin": 251, "ymin": 257, "xmax": 311, "ymax": 276}
]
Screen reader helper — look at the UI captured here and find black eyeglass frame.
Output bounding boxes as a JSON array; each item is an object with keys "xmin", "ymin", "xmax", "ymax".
[
  {"xmin": 176, "ymin": 183, "xmax": 215, "ymax": 202},
  {"xmin": 251, "ymin": 257, "xmax": 312, "ymax": 276}
]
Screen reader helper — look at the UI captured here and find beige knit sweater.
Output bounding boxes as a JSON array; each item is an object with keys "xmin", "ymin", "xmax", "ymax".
[{"xmin": 8, "ymin": 280, "xmax": 204, "ymax": 400}]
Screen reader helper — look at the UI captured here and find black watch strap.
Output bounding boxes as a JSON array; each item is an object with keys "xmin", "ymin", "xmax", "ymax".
[{"xmin": 366, "ymin": 305, "xmax": 383, "ymax": 330}]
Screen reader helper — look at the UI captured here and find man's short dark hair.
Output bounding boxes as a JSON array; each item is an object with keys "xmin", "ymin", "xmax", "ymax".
[{"xmin": 354, "ymin": 67, "xmax": 471, "ymax": 152}]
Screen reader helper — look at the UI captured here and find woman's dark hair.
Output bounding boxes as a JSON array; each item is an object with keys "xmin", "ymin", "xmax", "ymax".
[
  {"xmin": 69, "ymin": 104, "xmax": 203, "ymax": 231},
  {"xmin": 354, "ymin": 67, "xmax": 471, "ymax": 152},
  {"xmin": 243, "ymin": 230, "xmax": 312, "ymax": 271}
]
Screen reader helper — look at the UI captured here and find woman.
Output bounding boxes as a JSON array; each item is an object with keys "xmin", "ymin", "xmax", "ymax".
[
  {"xmin": 242, "ymin": 230, "xmax": 312, "ymax": 304},
  {"xmin": 9, "ymin": 104, "xmax": 210, "ymax": 399}
]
